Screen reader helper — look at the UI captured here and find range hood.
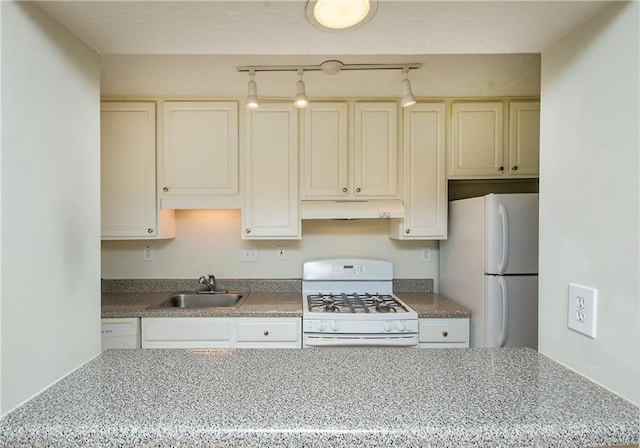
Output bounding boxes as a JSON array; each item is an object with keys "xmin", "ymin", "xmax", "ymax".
[{"xmin": 301, "ymin": 200, "xmax": 405, "ymax": 220}]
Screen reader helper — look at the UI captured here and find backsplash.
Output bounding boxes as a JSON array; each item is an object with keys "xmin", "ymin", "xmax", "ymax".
[{"xmin": 101, "ymin": 278, "xmax": 433, "ymax": 294}]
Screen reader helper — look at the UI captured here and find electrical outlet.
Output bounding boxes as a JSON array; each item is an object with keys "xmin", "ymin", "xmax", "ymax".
[
  {"xmin": 420, "ymin": 247, "xmax": 431, "ymax": 262},
  {"xmin": 143, "ymin": 245, "xmax": 154, "ymax": 262},
  {"xmin": 242, "ymin": 246, "xmax": 258, "ymax": 262},
  {"xmin": 567, "ymin": 283, "xmax": 597, "ymax": 338},
  {"xmin": 277, "ymin": 246, "xmax": 286, "ymax": 260}
]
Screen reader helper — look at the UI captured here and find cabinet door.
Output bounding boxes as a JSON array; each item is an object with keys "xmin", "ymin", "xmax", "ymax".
[
  {"xmin": 302, "ymin": 102, "xmax": 349, "ymax": 198},
  {"xmin": 161, "ymin": 101, "xmax": 240, "ymax": 209},
  {"xmin": 141, "ymin": 317, "xmax": 232, "ymax": 348},
  {"xmin": 101, "ymin": 102, "xmax": 175, "ymax": 239},
  {"xmin": 508, "ymin": 101, "xmax": 540, "ymax": 177},
  {"xmin": 235, "ymin": 318, "xmax": 301, "ymax": 348},
  {"xmin": 243, "ymin": 103, "xmax": 300, "ymax": 239},
  {"xmin": 418, "ymin": 318, "xmax": 469, "ymax": 348},
  {"xmin": 449, "ymin": 102, "xmax": 504, "ymax": 178},
  {"xmin": 354, "ymin": 102, "xmax": 398, "ymax": 197},
  {"xmin": 391, "ymin": 103, "xmax": 447, "ymax": 239}
]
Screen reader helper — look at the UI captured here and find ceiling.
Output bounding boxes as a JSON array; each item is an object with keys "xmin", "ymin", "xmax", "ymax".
[{"xmin": 37, "ymin": 1, "xmax": 611, "ymax": 56}]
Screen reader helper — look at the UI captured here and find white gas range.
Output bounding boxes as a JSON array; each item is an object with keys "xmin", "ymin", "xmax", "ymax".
[{"xmin": 302, "ymin": 259, "xmax": 418, "ymax": 347}]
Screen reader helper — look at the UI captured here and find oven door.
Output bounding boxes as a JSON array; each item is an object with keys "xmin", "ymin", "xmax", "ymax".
[{"xmin": 303, "ymin": 333, "xmax": 418, "ymax": 347}]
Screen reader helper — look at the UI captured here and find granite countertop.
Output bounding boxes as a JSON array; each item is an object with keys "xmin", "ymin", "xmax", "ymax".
[
  {"xmin": 101, "ymin": 291, "xmax": 471, "ymax": 319},
  {"xmin": 0, "ymin": 348, "xmax": 637, "ymax": 447}
]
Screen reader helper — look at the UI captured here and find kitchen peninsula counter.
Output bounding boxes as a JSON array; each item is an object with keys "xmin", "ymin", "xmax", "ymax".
[
  {"xmin": 101, "ymin": 291, "xmax": 471, "ymax": 319},
  {"xmin": 0, "ymin": 348, "xmax": 637, "ymax": 447}
]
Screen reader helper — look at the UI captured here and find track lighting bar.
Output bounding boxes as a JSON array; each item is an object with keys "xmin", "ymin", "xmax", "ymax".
[{"xmin": 236, "ymin": 60, "xmax": 421, "ymax": 75}]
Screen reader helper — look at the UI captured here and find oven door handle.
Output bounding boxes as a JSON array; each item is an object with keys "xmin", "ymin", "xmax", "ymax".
[{"xmin": 304, "ymin": 336, "xmax": 418, "ymax": 347}]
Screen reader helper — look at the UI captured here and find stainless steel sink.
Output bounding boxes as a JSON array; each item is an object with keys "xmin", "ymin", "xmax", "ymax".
[{"xmin": 151, "ymin": 292, "xmax": 248, "ymax": 309}]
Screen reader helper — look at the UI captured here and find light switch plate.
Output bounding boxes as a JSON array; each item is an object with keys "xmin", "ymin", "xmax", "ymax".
[{"xmin": 567, "ymin": 283, "xmax": 597, "ymax": 338}]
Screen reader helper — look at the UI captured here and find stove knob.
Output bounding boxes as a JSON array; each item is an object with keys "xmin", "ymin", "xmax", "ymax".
[
  {"xmin": 330, "ymin": 320, "xmax": 340, "ymax": 332},
  {"xmin": 398, "ymin": 320, "xmax": 407, "ymax": 332},
  {"xmin": 383, "ymin": 321, "xmax": 393, "ymax": 332},
  {"xmin": 317, "ymin": 320, "xmax": 326, "ymax": 331}
]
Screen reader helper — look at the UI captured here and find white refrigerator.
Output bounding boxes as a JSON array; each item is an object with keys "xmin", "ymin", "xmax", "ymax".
[{"xmin": 439, "ymin": 193, "xmax": 539, "ymax": 349}]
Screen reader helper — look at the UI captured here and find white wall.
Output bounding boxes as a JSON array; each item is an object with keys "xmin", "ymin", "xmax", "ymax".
[
  {"xmin": 1, "ymin": 2, "xmax": 101, "ymax": 414},
  {"xmin": 101, "ymin": 54, "xmax": 541, "ymax": 285},
  {"xmin": 539, "ymin": 2, "xmax": 639, "ymax": 404},
  {"xmin": 102, "ymin": 210, "xmax": 440, "ymax": 282}
]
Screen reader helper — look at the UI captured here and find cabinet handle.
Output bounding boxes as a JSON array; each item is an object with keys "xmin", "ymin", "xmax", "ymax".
[
  {"xmin": 512, "ymin": 166, "xmax": 518, "ymax": 171},
  {"xmin": 498, "ymin": 166, "xmax": 504, "ymax": 171},
  {"xmin": 245, "ymin": 228, "xmax": 251, "ymax": 234},
  {"xmin": 442, "ymin": 331, "xmax": 449, "ymax": 337},
  {"xmin": 342, "ymin": 187, "xmax": 348, "ymax": 193},
  {"xmin": 405, "ymin": 229, "xmax": 411, "ymax": 234},
  {"xmin": 147, "ymin": 228, "xmax": 153, "ymax": 234},
  {"xmin": 163, "ymin": 187, "xmax": 169, "ymax": 192},
  {"xmin": 356, "ymin": 187, "xmax": 361, "ymax": 193},
  {"xmin": 263, "ymin": 330, "xmax": 269, "ymax": 336}
]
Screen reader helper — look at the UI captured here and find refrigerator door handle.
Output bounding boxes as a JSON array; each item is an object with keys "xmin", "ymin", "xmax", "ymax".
[
  {"xmin": 498, "ymin": 203, "xmax": 509, "ymax": 274},
  {"xmin": 498, "ymin": 276, "xmax": 509, "ymax": 347}
]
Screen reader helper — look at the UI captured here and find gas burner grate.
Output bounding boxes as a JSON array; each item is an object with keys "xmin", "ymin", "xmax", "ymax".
[{"xmin": 306, "ymin": 293, "xmax": 410, "ymax": 313}]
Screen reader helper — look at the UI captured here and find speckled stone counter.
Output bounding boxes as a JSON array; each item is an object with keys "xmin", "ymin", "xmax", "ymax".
[
  {"xmin": 102, "ymin": 291, "xmax": 303, "ymax": 318},
  {"xmin": 0, "ymin": 348, "xmax": 637, "ymax": 447},
  {"xmin": 102, "ymin": 290, "xmax": 469, "ymax": 319}
]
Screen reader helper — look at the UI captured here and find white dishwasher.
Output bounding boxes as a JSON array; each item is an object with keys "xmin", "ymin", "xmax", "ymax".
[{"xmin": 101, "ymin": 318, "xmax": 141, "ymax": 350}]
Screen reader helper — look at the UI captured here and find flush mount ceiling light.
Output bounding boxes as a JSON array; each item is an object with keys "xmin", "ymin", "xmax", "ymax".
[
  {"xmin": 294, "ymin": 69, "xmax": 309, "ymax": 108},
  {"xmin": 245, "ymin": 70, "xmax": 260, "ymax": 109},
  {"xmin": 306, "ymin": 0, "xmax": 377, "ymax": 31},
  {"xmin": 400, "ymin": 67, "xmax": 417, "ymax": 108}
]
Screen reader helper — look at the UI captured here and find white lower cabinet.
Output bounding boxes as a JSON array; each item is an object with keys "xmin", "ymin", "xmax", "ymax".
[
  {"xmin": 235, "ymin": 318, "xmax": 301, "ymax": 348},
  {"xmin": 101, "ymin": 318, "xmax": 141, "ymax": 350},
  {"xmin": 141, "ymin": 317, "xmax": 301, "ymax": 349},
  {"xmin": 418, "ymin": 318, "xmax": 469, "ymax": 348}
]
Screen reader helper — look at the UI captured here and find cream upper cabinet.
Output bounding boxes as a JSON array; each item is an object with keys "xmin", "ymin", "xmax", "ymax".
[
  {"xmin": 449, "ymin": 100, "xmax": 539, "ymax": 179},
  {"xmin": 160, "ymin": 101, "xmax": 240, "ymax": 209},
  {"xmin": 449, "ymin": 102, "xmax": 505, "ymax": 178},
  {"xmin": 302, "ymin": 101, "xmax": 398, "ymax": 199},
  {"xmin": 243, "ymin": 103, "xmax": 300, "ymax": 239},
  {"xmin": 100, "ymin": 102, "xmax": 175, "ymax": 240},
  {"xmin": 302, "ymin": 102, "xmax": 349, "ymax": 198},
  {"xmin": 390, "ymin": 103, "xmax": 447, "ymax": 240},
  {"xmin": 508, "ymin": 101, "xmax": 540, "ymax": 177}
]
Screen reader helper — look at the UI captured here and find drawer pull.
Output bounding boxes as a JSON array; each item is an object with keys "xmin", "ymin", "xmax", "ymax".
[
  {"xmin": 263, "ymin": 330, "xmax": 269, "ymax": 336},
  {"xmin": 442, "ymin": 331, "xmax": 448, "ymax": 337}
]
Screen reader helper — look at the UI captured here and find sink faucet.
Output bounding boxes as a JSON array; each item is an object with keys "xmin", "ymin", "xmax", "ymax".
[{"xmin": 198, "ymin": 274, "xmax": 217, "ymax": 292}]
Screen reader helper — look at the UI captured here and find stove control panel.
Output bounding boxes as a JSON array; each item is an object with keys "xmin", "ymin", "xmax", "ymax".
[{"xmin": 332, "ymin": 263, "xmax": 364, "ymax": 275}]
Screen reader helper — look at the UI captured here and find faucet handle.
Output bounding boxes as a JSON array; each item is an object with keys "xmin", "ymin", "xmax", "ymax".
[{"xmin": 198, "ymin": 275, "xmax": 207, "ymax": 285}]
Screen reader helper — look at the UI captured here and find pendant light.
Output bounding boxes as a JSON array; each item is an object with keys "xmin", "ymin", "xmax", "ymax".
[
  {"xmin": 400, "ymin": 67, "xmax": 416, "ymax": 108},
  {"xmin": 246, "ymin": 70, "xmax": 260, "ymax": 109},
  {"xmin": 294, "ymin": 69, "xmax": 309, "ymax": 108}
]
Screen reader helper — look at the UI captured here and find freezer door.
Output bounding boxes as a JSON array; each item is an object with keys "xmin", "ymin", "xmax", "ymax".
[
  {"xmin": 484, "ymin": 275, "xmax": 538, "ymax": 349},
  {"xmin": 485, "ymin": 193, "xmax": 539, "ymax": 275}
]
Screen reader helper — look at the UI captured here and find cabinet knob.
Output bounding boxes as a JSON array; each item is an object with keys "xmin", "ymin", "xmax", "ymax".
[
  {"xmin": 512, "ymin": 165, "xmax": 518, "ymax": 171},
  {"xmin": 498, "ymin": 166, "xmax": 505, "ymax": 171},
  {"xmin": 405, "ymin": 229, "xmax": 411, "ymax": 234},
  {"xmin": 147, "ymin": 228, "xmax": 153, "ymax": 234},
  {"xmin": 356, "ymin": 187, "xmax": 361, "ymax": 193},
  {"xmin": 163, "ymin": 187, "xmax": 169, "ymax": 192},
  {"xmin": 245, "ymin": 228, "xmax": 251, "ymax": 234},
  {"xmin": 442, "ymin": 331, "xmax": 449, "ymax": 337},
  {"xmin": 342, "ymin": 187, "xmax": 348, "ymax": 193},
  {"xmin": 263, "ymin": 330, "xmax": 269, "ymax": 336}
]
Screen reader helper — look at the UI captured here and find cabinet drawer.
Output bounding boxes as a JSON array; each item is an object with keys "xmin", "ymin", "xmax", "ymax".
[
  {"xmin": 142, "ymin": 318, "xmax": 231, "ymax": 341},
  {"xmin": 237, "ymin": 321, "xmax": 299, "ymax": 342},
  {"xmin": 419, "ymin": 319, "xmax": 468, "ymax": 343}
]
